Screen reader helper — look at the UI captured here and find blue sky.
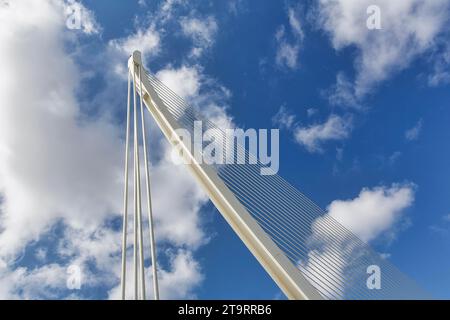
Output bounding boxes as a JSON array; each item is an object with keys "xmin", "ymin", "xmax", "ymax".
[{"xmin": 0, "ymin": 0, "xmax": 450, "ymax": 299}]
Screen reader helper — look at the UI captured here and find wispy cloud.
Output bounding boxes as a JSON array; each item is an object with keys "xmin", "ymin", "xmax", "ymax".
[
  {"xmin": 272, "ymin": 105, "xmax": 352, "ymax": 153},
  {"xmin": 275, "ymin": 7, "xmax": 304, "ymax": 70},
  {"xmin": 272, "ymin": 106, "xmax": 296, "ymax": 130},
  {"xmin": 317, "ymin": 0, "xmax": 450, "ymax": 106},
  {"xmin": 180, "ymin": 15, "xmax": 218, "ymax": 58},
  {"xmin": 294, "ymin": 114, "xmax": 353, "ymax": 153},
  {"xmin": 405, "ymin": 119, "xmax": 423, "ymax": 141},
  {"xmin": 65, "ymin": 0, "xmax": 101, "ymax": 35},
  {"xmin": 428, "ymin": 41, "xmax": 450, "ymax": 86},
  {"xmin": 429, "ymin": 213, "xmax": 450, "ymax": 237},
  {"xmin": 109, "ymin": 24, "xmax": 160, "ymax": 58}
]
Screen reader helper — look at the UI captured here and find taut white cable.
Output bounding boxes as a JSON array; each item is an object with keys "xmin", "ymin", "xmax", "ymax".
[
  {"xmin": 132, "ymin": 63, "xmax": 139, "ymax": 300},
  {"xmin": 122, "ymin": 55, "xmax": 161, "ymax": 300},
  {"xmin": 120, "ymin": 70, "xmax": 131, "ymax": 300},
  {"xmin": 139, "ymin": 65, "xmax": 160, "ymax": 300},
  {"xmin": 133, "ymin": 64, "xmax": 146, "ymax": 300}
]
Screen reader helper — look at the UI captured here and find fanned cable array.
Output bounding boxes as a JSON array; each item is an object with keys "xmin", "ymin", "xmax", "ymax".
[{"xmin": 139, "ymin": 65, "xmax": 429, "ymax": 300}]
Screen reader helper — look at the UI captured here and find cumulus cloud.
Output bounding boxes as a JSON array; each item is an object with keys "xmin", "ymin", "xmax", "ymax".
[
  {"xmin": 0, "ymin": 0, "xmax": 121, "ymax": 258},
  {"xmin": 153, "ymin": 250, "xmax": 203, "ymax": 299},
  {"xmin": 108, "ymin": 249, "xmax": 203, "ymax": 299},
  {"xmin": 156, "ymin": 66, "xmax": 201, "ymax": 99},
  {"xmin": 294, "ymin": 114, "xmax": 352, "ymax": 153},
  {"xmin": 303, "ymin": 183, "xmax": 415, "ymax": 298},
  {"xmin": 150, "ymin": 147, "xmax": 209, "ymax": 248},
  {"xmin": 0, "ymin": 0, "xmax": 123, "ymax": 298},
  {"xmin": 0, "ymin": 221, "xmax": 205, "ymax": 299},
  {"xmin": 325, "ymin": 184, "xmax": 415, "ymax": 242},
  {"xmin": 156, "ymin": 65, "xmax": 234, "ymax": 129},
  {"xmin": 317, "ymin": 0, "xmax": 450, "ymax": 105},
  {"xmin": 0, "ymin": 264, "xmax": 68, "ymax": 299},
  {"xmin": 275, "ymin": 7, "xmax": 304, "ymax": 70},
  {"xmin": 0, "ymin": 0, "xmax": 211, "ymax": 299}
]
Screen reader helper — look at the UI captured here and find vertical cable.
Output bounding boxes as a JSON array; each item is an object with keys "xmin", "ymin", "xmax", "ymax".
[
  {"xmin": 120, "ymin": 70, "xmax": 132, "ymax": 300},
  {"xmin": 134, "ymin": 65, "xmax": 146, "ymax": 300},
  {"xmin": 132, "ymin": 64, "xmax": 139, "ymax": 300},
  {"xmin": 139, "ymin": 65, "xmax": 160, "ymax": 300}
]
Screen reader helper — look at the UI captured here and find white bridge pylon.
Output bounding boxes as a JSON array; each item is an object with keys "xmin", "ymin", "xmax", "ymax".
[
  {"xmin": 121, "ymin": 51, "xmax": 323, "ymax": 300},
  {"xmin": 121, "ymin": 51, "xmax": 160, "ymax": 300}
]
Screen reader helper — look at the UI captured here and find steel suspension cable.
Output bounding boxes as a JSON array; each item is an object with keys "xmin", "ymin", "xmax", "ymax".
[
  {"xmin": 134, "ymin": 66, "xmax": 146, "ymax": 300},
  {"xmin": 139, "ymin": 65, "xmax": 160, "ymax": 300},
  {"xmin": 120, "ymin": 70, "xmax": 132, "ymax": 300},
  {"xmin": 132, "ymin": 66, "xmax": 139, "ymax": 300}
]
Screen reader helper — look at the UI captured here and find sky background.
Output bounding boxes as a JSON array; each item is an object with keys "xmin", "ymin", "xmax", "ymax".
[{"xmin": 0, "ymin": 0, "xmax": 450, "ymax": 299}]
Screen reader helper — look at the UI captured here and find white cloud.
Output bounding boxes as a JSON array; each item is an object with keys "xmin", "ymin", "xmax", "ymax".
[
  {"xmin": 428, "ymin": 213, "xmax": 450, "ymax": 237},
  {"xmin": 303, "ymin": 183, "xmax": 415, "ymax": 298},
  {"xmin": 108, "ymin": 249, "xmax": 203, "ymax": 300},
  {"xmin": 151, "ymin": 147, "xmax": 209, "ymax": 248},
  {"xmin": 0, "ymin": 0, "xmax": 211, "ymax": 299},
  {"xmin": 156, "ymin": 66, "xmax": 201, "ymax": 99},
  {"xmin": 325, "ymin": 184, "xmax": 415, "ymax": 242},
  {"xmin": 180, "ymin": 15, "xmax": 218, "ymax": 58},
  {"xmin": 0, "ymin": 222, "xmax": 205, "ymax": 299},
  {"xmin": 317, "ymin": 0, "xmax": 450, "ymax": 105},
  {"xmin": 156, "ymin": 65, "xmax": 234, "ymax": 129},
  {"xmin": 288, "ymin": 7, "xmax": 304, "ymax": 39},
  {"xmin": 155, "ymin": 250, "xmax": 203, "ymax": 299},
  {"xmin": 405, "ymin": 119, "xmax": 423, "ymax": 141},
  {"xmin": 307, "ymin": 108, "xmax": 318, "ymax": 117},
  {"xmin": 275, "ymin": 7, "xmax": 304, "ymax": 70},
  {"xmin": 276, "ymin": 39, "xmax": 300, "ymax": 70},
  {"xmin": 35, "ymin": 248, "xmax": 48, "ymax": 262},
  {"xmin": 0, "ymin": 0, "xmax": 122, "ymax": 258},
  {"xmin": 0, "ymin": 264, "xmax": 68, "ymax": 299},
  {"xmin": 327, "ymin": 72, "xmax": 360, "ymax": 108},
  {"xmin": 272, "ymin": 106, "xmax": 351, "ymax": 154},
  {"xmin": 228, "ymin": 0, "xmax": 246, "ymax": 16},
  {"xmin": 428, "ymin": 42, "xmax": 450, "ymax": 86},
  {"xmin": 272, "ymin": 106, "xmax": 296, "ymax": 130},
  {"xmin": 388, "ymin": 151, "xmax": 402, "ymax": 166},
  {"xmin": 294, "ymin": 114, "xmax": 352, "ymax": 153},
  {"xmin": 110, "ymin": 24, "xmax": 160, "ymax": 58},
  {"xmin": 158, "ymin": 0, "xmax": 187, "ymax": 22},
  {"xmin": 138, "ymin": 0, "xmax": 147, "ymax": 7},
  {"xmin": 64, "ymin": 0, "xmax": 101, "ymax": 35}
]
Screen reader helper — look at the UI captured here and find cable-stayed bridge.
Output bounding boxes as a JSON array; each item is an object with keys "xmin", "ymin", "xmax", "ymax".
[{"xmin": 121, "ymin": 51, "xmax": 429, "ymax": 300}]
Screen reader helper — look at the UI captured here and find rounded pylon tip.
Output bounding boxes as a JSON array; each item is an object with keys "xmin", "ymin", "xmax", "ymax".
[{"xmin": 132, "ymin": 51, "xmax": 142, "ymax": 65}]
